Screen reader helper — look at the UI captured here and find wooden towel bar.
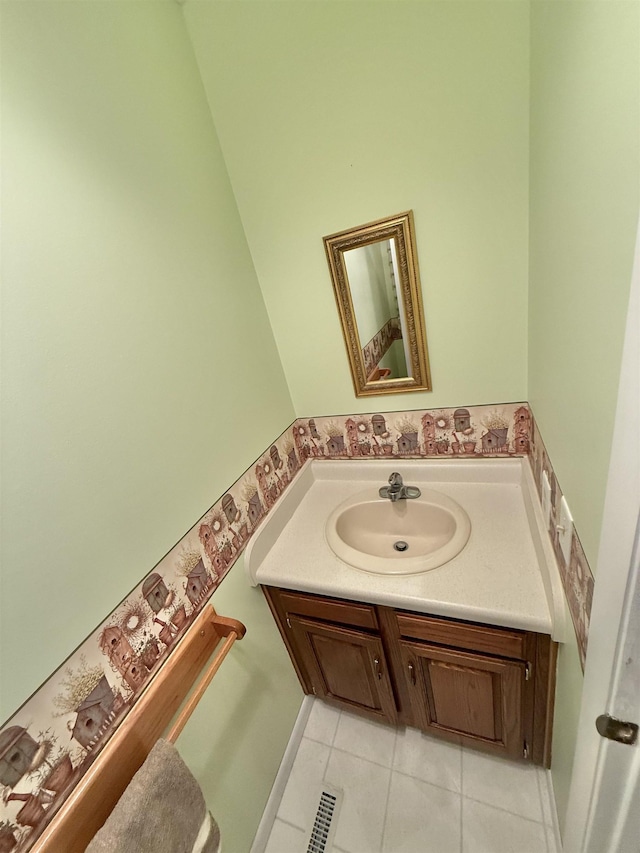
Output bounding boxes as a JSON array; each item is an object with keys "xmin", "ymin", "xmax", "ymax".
[{"xmin": 32, "ymin": 605, "xmax": 246, "ymax": 853}]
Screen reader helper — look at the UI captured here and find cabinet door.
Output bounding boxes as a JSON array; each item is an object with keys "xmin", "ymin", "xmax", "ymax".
[
  {"xmin": 401, "ymin": 639, "xmax": 526, "ymax": 760},
  {"xmin": 290, "ymin": 615, "xmax": 397, "ymax": 724}
]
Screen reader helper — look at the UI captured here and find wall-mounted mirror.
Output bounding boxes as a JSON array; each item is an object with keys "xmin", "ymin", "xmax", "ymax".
[{"xmin": 323, "ymin": 211, "xmax": 432, "ymax": 397}]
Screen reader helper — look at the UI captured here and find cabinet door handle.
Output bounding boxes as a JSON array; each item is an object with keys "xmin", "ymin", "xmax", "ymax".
[
  {"xmin": 286, "ymin": 616, "xmax": 292, "ymax": 629},
  {"xmin": 374, "ymin": 657, "xmax": 383, "ymax": 679},
  {"xmin": 408, "ymin": 662, "xmax": 416, "ymax": 685}
]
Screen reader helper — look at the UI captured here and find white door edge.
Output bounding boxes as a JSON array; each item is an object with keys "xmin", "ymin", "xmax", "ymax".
[{"xmin": 563, "ymin": 215, "xmax": 640, "ymax": 852}]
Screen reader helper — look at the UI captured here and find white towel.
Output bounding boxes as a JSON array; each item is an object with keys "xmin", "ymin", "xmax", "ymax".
[{"xmin": 194, "ymin": 812, "xmax": 221, "ymax": 853}]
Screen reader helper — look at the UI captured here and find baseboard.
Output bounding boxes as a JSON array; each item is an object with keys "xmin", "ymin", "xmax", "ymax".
[
  {"xmin": 541, "ymin": 768, "xmax": 564, "ymax": 851},
  {"xmin": 250, "ymin": 695, "xmax": 314, "ymax": 853}
]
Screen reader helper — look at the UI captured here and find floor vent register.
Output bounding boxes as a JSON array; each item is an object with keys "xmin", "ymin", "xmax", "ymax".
[{"xmin": 306, "ymin": 785, "xmax": 343, "ymax": 853}]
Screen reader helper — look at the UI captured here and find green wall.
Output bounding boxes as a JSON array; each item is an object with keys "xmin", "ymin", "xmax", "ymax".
[
  {"xmin": 529, "ymin": 0, "xmax": 640, "ymax": 832},
  {"xmin": 529, "ymin": 0, "xmax": 639, "ymax": 571},
  {"xmin": 185, "ymin": 0, "xmax": 530, "ymax": 416},
  {"xmin": 1, "ymin": 0, "xmax": 300, "ymax": 842}
]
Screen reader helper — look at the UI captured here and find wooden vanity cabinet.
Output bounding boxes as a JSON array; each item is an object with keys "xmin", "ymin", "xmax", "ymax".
[
  {"xmin": 263, "ymin": 586, "xmax": 556, "ymax": 767},
  {"xmin": 288, "ymin": 616, "xmax": 398, "ymax": 724},
  {"xmin": 264, "ymin": 587, "xmax": 397, "ymax": 724},
  {"xmin": 400, "ymin": 640, "xmax": 527, "ymax": 760}
]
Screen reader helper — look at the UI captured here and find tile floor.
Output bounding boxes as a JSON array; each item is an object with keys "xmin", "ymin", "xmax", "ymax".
[{"xmin": 263, "ymin": 700, "xmax": 561, "ymax": 853}]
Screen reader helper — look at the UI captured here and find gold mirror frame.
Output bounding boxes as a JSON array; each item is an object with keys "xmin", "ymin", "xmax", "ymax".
[{"xmin": 323, "ymin": 210, "xmax": 432, "ymax": 397}]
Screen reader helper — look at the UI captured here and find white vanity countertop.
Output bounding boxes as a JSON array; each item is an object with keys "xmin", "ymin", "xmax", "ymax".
[{"xmin": 246, "ymin": 459, "xmax": 564, "ymax": 638}]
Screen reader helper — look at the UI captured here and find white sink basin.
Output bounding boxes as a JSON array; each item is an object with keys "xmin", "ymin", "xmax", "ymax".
[{"xmin": 325, "ymin": 487, "xmax": 471, "ymax": 575}]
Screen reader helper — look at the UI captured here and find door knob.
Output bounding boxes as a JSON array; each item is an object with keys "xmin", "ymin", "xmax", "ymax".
[{"xmin": 595, "ymin": 714, "xmax": 639, "ymax": 745}]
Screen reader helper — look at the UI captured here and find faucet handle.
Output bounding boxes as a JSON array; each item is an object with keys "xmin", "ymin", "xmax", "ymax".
[{"xmin": 389, "ymin": 472, "xmax": 403, "ymax": 486}]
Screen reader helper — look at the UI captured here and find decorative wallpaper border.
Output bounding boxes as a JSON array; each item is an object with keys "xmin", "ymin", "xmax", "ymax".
[
  {"xmin": 361, "ymin": 317, "xmax": 402, "ymax": 376},
  {"xmin": 529, "ymin": 417, "xmax": 594, "ymax": 670},
  {"xmin": 294, "ymin": 403, "xmax": 530, "ymax": 461},
  {"xmin": 0, "ymin": 401, "xmax": 545, "ymax": 850}
]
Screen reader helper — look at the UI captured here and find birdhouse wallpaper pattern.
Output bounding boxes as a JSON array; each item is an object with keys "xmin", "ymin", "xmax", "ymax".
[
  {"xmin": 0, "ymin": 400, "xmax": 592, "ymax": 851},
  {"xmin": 361, "ymin": 317, "xmax": 402, "ymax": 376},
  {"xmin": 529, "ymin": 416, "xmax": 594, "ymax": 670}
]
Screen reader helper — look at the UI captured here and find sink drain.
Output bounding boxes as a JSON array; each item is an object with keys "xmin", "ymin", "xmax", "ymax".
[{"xmin": 393, "ymin": 540, "xmax": 409, "ymax": 552}]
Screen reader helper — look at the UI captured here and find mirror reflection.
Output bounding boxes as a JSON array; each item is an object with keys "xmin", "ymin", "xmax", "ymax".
[
  {"xmin": 343, "ymin": 238, "xmax": 411, "ymax": 381},
  {"xmin": 323, "ymin": 211, "xmax": 432, "ymax": 397}
]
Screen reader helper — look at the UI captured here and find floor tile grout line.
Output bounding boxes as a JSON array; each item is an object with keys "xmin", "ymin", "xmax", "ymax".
[
  {"xmin": 303, "ymin": 699, "xmax": 342, "ymax": 748},
  {"xmin": 379, "ymin": 729, "xmax": 398, "ymax": 853},
  {"xmin": 270, "ymin": 810, "xmax": 308, "ymax": 838},
  {"xmin": 321, "ymin": 738, "xmax": 334, "ymax": 787},
  {"xmin": 328, "ymin": 741, "xmax": 397, "ymax": 772},
  {"xmin": 280, "ymin": 730, "xmax": 333, "ymax": 839},
  {"xmin": 462, "ymin": 792, "xmax": 547, "ymax": 826},
  {"xmin": 272, "ymin": 816, "xmax": 308, "ymax": 834},
  {"xmin": 299, "ymin": 733, "xmax": 336, "ymax": 757},
  {"xmin": 304, "ymin": 731, "xmax": 339, "ymax": 748},
  {"xmin": 322, "ymin": 738, "xmax": 392, "ymax": 853},
  {"xmin": 390, "ymin": 764, "xmax": 462, "ymax": 795},
  {"xmin": 329, "ymin": 707, "xmax": 342, "ymax": 748}
]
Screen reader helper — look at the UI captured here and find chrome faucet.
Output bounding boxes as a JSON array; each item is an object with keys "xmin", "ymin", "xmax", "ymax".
[{"xmin": 379, "ymin": 472, "xmax": 421, "ymax": 502}]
